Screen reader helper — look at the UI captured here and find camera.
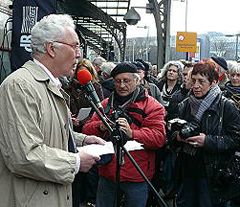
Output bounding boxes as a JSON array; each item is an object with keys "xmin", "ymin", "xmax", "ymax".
[
  {"xmin": 108, "ymin": 109, "xmax": 133, "ymax": 126},
  {"xmin": 168, "ymin": 118, "xmax": 200, "ymax": 140},
  {"xmin": 123, "ymin": 8, "xmax": 141, "ymax": 25},
  {"xmin": 107, "ymin": 109, "xmax": 128, "ymax": 146}
]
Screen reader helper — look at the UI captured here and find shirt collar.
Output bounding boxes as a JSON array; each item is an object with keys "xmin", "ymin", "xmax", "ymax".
[{"xmin": 33, "ymin": 58, "xmax": 62, "ymax": 89}]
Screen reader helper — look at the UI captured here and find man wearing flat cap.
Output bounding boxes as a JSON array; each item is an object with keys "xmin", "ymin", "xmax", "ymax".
[
  {"xmin": 132, "ymin": 61, "xmax": 163, "ymax": 104},
  {"xmin": 83, "ymin": 62, "xmax": 166, "ymax": 207},
  {"xmin": 211, "ymin": 56, "xmax": 228, "ymax": 90}
]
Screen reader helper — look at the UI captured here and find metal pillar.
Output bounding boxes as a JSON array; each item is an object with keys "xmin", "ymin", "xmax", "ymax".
[
  {"xmin": 236, "ymin": 35, "xmax": 239, "ymax": 61},
  {"xmin": 148, "ymin": 0, "xmax": 171, "ymax": 69}
]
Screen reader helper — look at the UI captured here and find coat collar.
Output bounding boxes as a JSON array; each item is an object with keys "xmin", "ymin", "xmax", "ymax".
[
  {"xmin": 206, "ymin": 93, "xmax": 222, "ymax": 113},
  {"xmin": 22, "ymin": 60, "xmax": 65, "ymax": 100}
]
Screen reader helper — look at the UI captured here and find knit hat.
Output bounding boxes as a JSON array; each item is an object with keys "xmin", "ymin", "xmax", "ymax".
[
  {"xmin": 111, "ymin": 63, "xmax": 138, "ymax": 77},
  {"xmin": 211, "ymin": 56, "xmax": 228, "ymax": 70},
  {"xmin": 132, "ymin": 61, "xmax": 146, "ymax": 71}
]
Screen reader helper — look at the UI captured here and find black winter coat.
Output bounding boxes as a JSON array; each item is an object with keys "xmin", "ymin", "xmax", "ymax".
[{"xmin": 178, "ymin": 93, "xmax": 240, "ymax": 205}]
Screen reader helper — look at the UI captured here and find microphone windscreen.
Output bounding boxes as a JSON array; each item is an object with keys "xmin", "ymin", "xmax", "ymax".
[{"xmin": 77, "ymin": 69, "xmax": 92, "ymax": 85}]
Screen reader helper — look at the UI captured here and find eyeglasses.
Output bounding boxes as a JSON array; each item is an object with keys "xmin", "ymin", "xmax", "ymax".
[
  {"xmin": 114, "ymin": 78, "xmax": 135, "ymax": 85},
  {"xmin": 53, "ymin": 41, "xmax": 80, "ymax": 52},
  {"xmin": 230, "ymin": 73, "xmax": 240, "ymax": 78}
]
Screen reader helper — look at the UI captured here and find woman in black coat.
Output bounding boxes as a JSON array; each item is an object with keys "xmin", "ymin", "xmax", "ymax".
[
  {"xmin": 174, "ymin": 61, "xmax": 240, "ymax": 207},
  {"xmin": 223, "ymin": 62, "xmax": 240, "ymax": 207},
  {"xmin": 156, "ymin": 61, "xmax": 183, "ymax": 111},
  {"xmin": 224, "ymin": 63, "xmax": 240, "ymax": 112}
]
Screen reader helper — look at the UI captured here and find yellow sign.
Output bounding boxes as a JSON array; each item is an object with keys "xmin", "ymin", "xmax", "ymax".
[{"xmin": 176, "ymin": 32, "xmax": 197, "ymax": 52}]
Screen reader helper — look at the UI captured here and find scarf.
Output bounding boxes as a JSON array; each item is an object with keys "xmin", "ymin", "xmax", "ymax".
[
  {"xmin": 225, "ymin": 82, "xmax": 240, "ymax": 96},
  {"xmin": 161, "ymin": 82, "xmax": 176, "ymax": 107},
  {"xmin": 225, "ymin": 82, "xmax": 240, "ymax": 110},
  {"xmin": 188, "ymin": 85, "xmax": 221, "ymax": 122},
  {"xmin": 105, "ymin": 85, "xmax": 146, "ymax": 115},
  {"xmin": 219, "ymin": 74, "xmax": 225, "ymax": 82}
]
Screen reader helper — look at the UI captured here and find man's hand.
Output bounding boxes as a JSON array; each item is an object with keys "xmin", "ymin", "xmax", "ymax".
[
  {"xmin": 99, "ymin": 121, "xmax": 108, "ymax": 132},
  {"xmin": 176, "ymin": 132, "xmax": 187, "ymax": 143},
  {"xmin": 78, "ymin": 151, "xmax": 100, "ymax": 173},
  {"xmin": 72, "ymin": 117, "xmax": 80, "ymax": 127},
  {"xmin": 186, "ymin": 133, "xmax": 206, "ymax": 148},
  {"xmin": 117, "ymin": 118, "xmax": 133, "ymax": 139},
  {"xmin": 82, "ymin": 135, "xmax": 105, "ymax": 146}
]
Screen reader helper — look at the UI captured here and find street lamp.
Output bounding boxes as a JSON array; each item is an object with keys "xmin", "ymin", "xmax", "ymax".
[
  {"xmin": 136, "ymin": 25, "xmax": 150, "ymax": 61},
  {"xmin": 225, "ymin": 34, "xmax": 240, "ymax": 60}
]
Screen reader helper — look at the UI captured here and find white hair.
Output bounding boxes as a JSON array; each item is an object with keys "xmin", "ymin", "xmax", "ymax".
[
  {"xmin": 92, "ymin": 56, "xmax": 106, "ymax": 67},
  {"xmin": 227, "ymin": 60, "xmax": 237, "ymax": 72},
  {"xmin": 31, "ymin": 14, "xmax": 75, "ymax": 56},
  {"xmin": 101, "ymin": 62, "xmax": 116, "ymax": 77},
  {"xmin": 228, "ymin": 62, "xmax": 240, "ymax": 74},
  {"xmin": 133, "ymin": 73, "xmax": 140, "ymax": 82}
]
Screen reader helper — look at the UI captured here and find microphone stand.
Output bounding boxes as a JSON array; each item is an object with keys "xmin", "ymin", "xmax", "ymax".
[{"xmin": 84, "ymin": 94, "xmax": 168, "ymax": 207}]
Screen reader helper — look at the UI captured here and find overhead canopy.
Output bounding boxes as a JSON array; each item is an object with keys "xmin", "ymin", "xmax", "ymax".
[{"xmin": 57, "ymin": 0, "xmax": 131, "ymax": 61}]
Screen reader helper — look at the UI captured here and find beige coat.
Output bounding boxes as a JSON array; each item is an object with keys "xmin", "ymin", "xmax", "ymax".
[{"xmin": 0, "ymin": 61, "xmax": 85, "ymax": 207}]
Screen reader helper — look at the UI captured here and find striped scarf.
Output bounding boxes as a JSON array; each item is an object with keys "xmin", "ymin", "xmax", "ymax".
[{"xmin": 188, "ymin": 85, "xmax": 221, "ymax": 122}]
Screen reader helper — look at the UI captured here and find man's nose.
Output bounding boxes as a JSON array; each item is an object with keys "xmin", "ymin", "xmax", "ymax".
[
  {"xmin": 75, "ymin": 49, "xmax": 81, "ymax": 59},
  {"xmin": 119, "ymin": 81, "xmax": 125, "ymax": 87},
  {"xmin": 192, "ymin": 82, "xmax": 199, "ymax": 88}
]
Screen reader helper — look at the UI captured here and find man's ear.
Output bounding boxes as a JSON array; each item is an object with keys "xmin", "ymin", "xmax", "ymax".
[{"xmin": 46, "ymin": 42, "xmax": 55, "ymax": 58}]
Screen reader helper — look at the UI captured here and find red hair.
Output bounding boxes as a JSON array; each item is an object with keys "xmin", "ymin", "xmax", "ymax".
[{"xmin": 192, "ymin": 61, "xmax": 219, "ymax": 83}]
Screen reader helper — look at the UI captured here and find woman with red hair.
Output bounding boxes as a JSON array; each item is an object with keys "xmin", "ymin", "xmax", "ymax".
[{"xmin": 174, "ymin": 61, "xmax": 240, "ymax": 206}]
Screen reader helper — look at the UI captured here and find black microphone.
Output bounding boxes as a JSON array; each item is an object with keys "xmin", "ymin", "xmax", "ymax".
[{"xmin": 77, "ymin": 69, "xmax": 105, "ymax": 114}]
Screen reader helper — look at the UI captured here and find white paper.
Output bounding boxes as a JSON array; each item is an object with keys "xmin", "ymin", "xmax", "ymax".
[
  {"xmin": 77, "ymin": 140, "xmax": 144, "ymax": 157},
  {"xmin": 77, "ymin": 107, "xmax": 92, "ymax": 121}
]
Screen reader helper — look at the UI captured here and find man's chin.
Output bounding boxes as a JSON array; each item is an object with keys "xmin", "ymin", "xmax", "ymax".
[
  {"xmin": 72, "ymin": 69, "xmax": 76, "ymax": 74},
  {"xmin": 117, "ymin": 91, "xmax": 129, "ymax": 96},
  {"xmin": 193, "ymin": 92, "xmax": 202, "ymax": 97}
]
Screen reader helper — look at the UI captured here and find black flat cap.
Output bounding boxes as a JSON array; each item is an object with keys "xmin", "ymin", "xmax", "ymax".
[
  {"xmin": 132, "ymin": 61, "xmax": 146, "ymax": 71},
  {"xmin": 211, "ymin": 56, "xmax": 228, "ymax": 70},
  {"xmin": 135, "ymin": 59, "xmax": 149, "ymax": 71},
  {"xmin": 111, "ymin": 63, "xmax": 138, "ymax": 77}
]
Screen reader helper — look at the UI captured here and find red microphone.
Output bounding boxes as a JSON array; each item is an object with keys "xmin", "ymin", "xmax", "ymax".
[
  {"xmin": 77, "ymin": 69, "xmax": 104, "ymax": 114},
  {"xmin": 77, "ymin": 69, "xmax": 92, "ymax": 85}
]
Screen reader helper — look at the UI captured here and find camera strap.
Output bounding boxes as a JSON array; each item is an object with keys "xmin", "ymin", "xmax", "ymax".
[
  {"xmin": 218, "ymin": 95, "xmax": 226, "ymax": 135},
  {"xmin": 105, "ymin": 87, "xmax": 147, "ymax": 127}
]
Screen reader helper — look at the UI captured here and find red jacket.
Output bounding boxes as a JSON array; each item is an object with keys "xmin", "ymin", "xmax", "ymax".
[{"xmin": 83, "ymin": 92, "xmax": 166, "ymax": 182}]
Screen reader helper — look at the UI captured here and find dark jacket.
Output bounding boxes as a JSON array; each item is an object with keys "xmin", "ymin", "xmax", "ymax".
[
  {"xmin": 156, "ymin": 80, "xmax": 181, "ymax": 111},
  {"xmin": 83, "ymin": 89, "xmax": 166, "ymax": 182},
  {"xmin": 101, "ymin": 78, "xmax": 115, "ymax": 98},
  {"xmin": 178, "ymin": 93, "xmax": 240, "ymax": 205},
  {"xmin": 223, "ymin": 81, "xmax": 240, "ymax": 112},
  {"xmin": 166, "ymin": 86, "xmax": 189, "ymax": 121},
  {"xmin": 141, "ymin": 80, "xmax": 163, "ymax": 104},
  {"xmin": 64, "ymin": 79, "xmax": 104, "ymax": 132},
  {"xmin": 156, "ymin": 79, "xmax": 181, "ymax": 93}
]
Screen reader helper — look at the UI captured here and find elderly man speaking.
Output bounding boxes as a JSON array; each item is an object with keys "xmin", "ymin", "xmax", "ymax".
[
  {"xmin": 0, "ymin": 14, "xmax": 104, "ymax": 207},
  {"xmin": 83, "ymin": 63, "xmax": 166, "ymax": 207}
]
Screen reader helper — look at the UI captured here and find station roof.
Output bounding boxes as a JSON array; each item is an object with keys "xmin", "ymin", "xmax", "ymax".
[{"xmin": 57, "ymin": 0, "xmax": 131, "ymax": 57}]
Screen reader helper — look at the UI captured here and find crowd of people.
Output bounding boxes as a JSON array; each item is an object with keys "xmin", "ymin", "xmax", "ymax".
[{"xmin": 0, "ymin": 13, "xmax": 240, "ymax": 207}]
